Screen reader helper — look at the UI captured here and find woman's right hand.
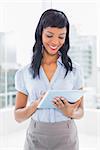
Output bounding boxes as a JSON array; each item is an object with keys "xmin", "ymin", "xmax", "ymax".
[
  {"xmin": 14, "ymin": 92, "xmax": 45, "ymax": 122},
  {"xmin": 31, "ymin": 92, "xmax": 46, "ymax": 110}
]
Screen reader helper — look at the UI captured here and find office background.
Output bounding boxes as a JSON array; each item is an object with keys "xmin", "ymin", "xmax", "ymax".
[{"xmin": 0, "ymin": 0, "xmax": 100, "ymax": 150}]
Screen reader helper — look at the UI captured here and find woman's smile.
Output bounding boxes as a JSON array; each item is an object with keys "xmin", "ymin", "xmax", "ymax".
[
  {"xmin": 42, "ymin": 27, "xmax": 67, "ymax": 55},
  {"xmin": 49, "ymin": 45, "xmax": 58, "ymax": 51}
]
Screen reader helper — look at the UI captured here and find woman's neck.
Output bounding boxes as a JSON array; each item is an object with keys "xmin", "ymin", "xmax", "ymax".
[{"xmin": 42, "ymin": 51, "xmax": 59, "ymax": 65}]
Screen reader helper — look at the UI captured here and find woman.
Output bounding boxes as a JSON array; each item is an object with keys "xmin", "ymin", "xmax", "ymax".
[{"xmin": 14, "ymin": 9, "xmax": 84, "ymax": 150}]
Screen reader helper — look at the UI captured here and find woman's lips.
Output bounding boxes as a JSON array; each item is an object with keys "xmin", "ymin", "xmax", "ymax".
[
  {"xmin": 51, "ymin": 48, "xmax": 56, "ymax": 51},
  {"xmin": 49, "ymin": 46, "xmax": 58, "ymax": 51}
]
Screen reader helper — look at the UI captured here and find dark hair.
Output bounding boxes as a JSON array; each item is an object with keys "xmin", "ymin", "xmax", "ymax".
[{"xmin": 30, "ymin": 9, "xmax": 73, "ymax": 78}]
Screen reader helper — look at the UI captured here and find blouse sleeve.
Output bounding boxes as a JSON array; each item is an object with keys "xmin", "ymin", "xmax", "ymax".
[
  {"xmin": 15, "ymin": 69, "xmax": 28, "ymax": 95},
  {"xmin": 73, "ymin": 65, "xmax": 84, "ymax": 90}
]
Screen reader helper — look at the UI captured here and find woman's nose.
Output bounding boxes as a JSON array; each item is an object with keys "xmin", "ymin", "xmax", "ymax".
[{"xmin": 51, "ymin": 38, "xmax": 59, "ymax": 46}]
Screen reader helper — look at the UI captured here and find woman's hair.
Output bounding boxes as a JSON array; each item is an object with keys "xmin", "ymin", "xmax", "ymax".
[{"xmin": 30, "ymin": 9, "xmax": 73, "ymax": 78}]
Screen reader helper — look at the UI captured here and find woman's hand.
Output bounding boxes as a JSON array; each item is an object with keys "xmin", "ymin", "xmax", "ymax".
[
  {"xmin": 31, "ymin": 92, "xmax": 46, "ymax": 110},
  {"xmin": 14, "ymin": 92, "xmax": 46, "ymax": 122},
  {"xmin": 52, "ymin": 96, "xmax": 82, "ymax": 118}
]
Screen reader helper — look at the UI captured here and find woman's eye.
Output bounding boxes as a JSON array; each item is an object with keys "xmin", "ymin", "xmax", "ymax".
[
  {"xmin": 59, "ymin": 37, "xmax": 65, "ymax": 39},
  {"xmin": 46, "ymin": 35, "xmax": 53, "ymax": 38}
]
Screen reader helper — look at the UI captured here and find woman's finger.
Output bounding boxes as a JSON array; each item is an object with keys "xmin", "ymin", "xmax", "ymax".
[
  {"xmin": 59, "ymin": 97, "xmax": 69, "ymax": 106},
  {"xmin": 73, "ymin": 99, "xmax": 81, "ymax": 107},
  {"xmin": 53, "ymin": 97, "xmax": 65, "ymax": 108}
]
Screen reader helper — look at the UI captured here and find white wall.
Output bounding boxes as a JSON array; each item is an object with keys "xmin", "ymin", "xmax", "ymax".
[
  {"xmin": 0, "ymin": 108, "xmax": 29, "ymax": 136},
  {"xmin": 76, "ymin": 108, "xmax": 100, "ymax": 136},
  {"xmin": 0, "ymin": 1, "xmax": 43, "ymax": 66}
]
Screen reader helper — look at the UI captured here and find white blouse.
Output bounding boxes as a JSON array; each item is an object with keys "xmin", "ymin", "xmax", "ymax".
[{"xmin": 15, "ymin": 57, "xmax": 84, "ymax": 122}]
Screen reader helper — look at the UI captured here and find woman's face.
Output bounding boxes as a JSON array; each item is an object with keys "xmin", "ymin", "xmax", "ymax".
[{"xmin": 42, "ymin": 27, "xmax": 67, "ymax": 55}]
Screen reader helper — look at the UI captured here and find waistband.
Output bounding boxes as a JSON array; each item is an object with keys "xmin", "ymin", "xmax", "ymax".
[
  {"xmin": 27, "ymin": 119, "xmax": 77, "ymax": 136},
  {"xmin": 28, "ymin": 118, "xmax": 76, "ymax": 135}
]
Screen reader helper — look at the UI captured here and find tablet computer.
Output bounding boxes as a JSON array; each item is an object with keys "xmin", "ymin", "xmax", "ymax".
[{"xmin": 37, "ymin": 90, "xmax": 84, "ymax": 109}]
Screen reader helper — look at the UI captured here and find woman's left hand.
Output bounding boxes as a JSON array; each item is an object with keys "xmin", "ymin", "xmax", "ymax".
[{"xmin": 52, "ymin": 96, "xmax": 82, "ymax": 118}]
